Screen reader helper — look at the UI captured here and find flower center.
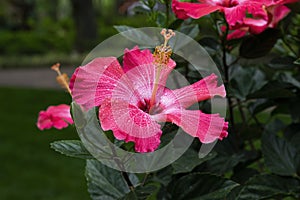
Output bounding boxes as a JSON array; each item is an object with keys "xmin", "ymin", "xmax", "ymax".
[
  {"xmin": 138, "ymin": 99, "xmax": 163, "ymax": 115},
  {"xmin": 138, "ymin": 99, "xmax": 151, "ymax": 113},
  {"xmin": 214, "ymin": 0, "xmax": 239, "ymax": 7}
]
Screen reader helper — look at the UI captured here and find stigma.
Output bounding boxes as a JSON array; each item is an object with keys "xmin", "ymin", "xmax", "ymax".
[
  {"xmin": 51, "ymin": 63, "xmax": 71, "ymax": 94},
  {"xmin": 153, "ymin": 29, "xmax": 175, "ymax": 65}
]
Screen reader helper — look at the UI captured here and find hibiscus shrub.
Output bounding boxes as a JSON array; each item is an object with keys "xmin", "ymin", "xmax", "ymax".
[{"xmin": 38, "ymin": 0, "xmax": 300, "ymax": 199}]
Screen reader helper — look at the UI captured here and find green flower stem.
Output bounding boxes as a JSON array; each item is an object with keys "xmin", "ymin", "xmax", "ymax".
[
  {"xmin": 121, "ymin": 171, "xmax": 134, "ymax": 191},
  {"xmin": 221, "ymin": 22, "xmax": 236, "ymax": 134},
  {"xmin": 165, "ymin": 0, "xmax": 170, "ymax": 27}
]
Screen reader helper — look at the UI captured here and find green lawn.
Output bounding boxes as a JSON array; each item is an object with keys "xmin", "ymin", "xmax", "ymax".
[{"xmin": 0, "ymin": 87, "xmax": 90, "ymax": 200}]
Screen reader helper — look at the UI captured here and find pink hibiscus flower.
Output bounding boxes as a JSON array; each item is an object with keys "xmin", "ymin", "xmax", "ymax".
[
  {"xmin": 173, "ymin": 0, "xmax": 297, "ymax": 39},
  {"xmin": 172, "ymin": 0, "xmax": 269, "ymax": 28},
  {"xmin": 37, "ymin": 104, "xmax": 73, "ymax": 130},
  {"xmin": 224, "ymin": 0, "xmax": 293, "ymax": 40},
  {"xmin": 70, "ymin": 29, "xmax": 228, "ymax": 153}
]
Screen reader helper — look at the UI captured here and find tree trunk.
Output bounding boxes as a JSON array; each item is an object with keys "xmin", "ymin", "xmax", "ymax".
[{"xmin": 70, "ymin": 0, "xmax": 98, "ymax": 53}]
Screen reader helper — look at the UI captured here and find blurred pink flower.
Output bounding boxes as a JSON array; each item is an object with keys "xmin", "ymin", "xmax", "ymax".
[
  {"xmin": 172, "ymin": 0, "xmax": 297, "ymax": 38},
  {"xmin": 172, "ymin": 0, "xmax": 268, "ymax": 28},
  {"xmin": 37, "ymin": 104, "xmax": 73, "ymax": 130},
  {"xmin": 70, "ymin": 46, "xmax": 228, "ymax": 153}
]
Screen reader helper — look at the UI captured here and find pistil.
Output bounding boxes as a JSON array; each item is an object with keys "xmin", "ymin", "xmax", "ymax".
[
  {"xmin": 149, "ymin": 29, "xmax": 175, "ymax": 114},
  {"xmin": 51, "ymin": 63, "xmax": 72, "ymax": 95}
]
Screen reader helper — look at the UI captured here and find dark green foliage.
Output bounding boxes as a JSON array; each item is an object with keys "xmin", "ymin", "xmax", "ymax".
[{"xmin": 239, "ymin": 29, "xmax": 281, "ymax": 58}]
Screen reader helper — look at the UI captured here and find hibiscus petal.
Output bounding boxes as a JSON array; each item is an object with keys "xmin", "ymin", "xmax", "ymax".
[
  {"xmin": 123, "ymin": 46, "xmax": 154, "ymax": 72},
  {"xmin": 47, "ymin": 104, "xmax": 73, "ymax": 124},
  {"xmin": 122, "ymin": 47, "xmax": 176, "ymax": 100},
  {"xmin": 37, "ymin": 111, "xmax": 52, "ymax": 130},
  {"xmin": 227, "ymin": 29, "xmax": 248, "ymax": 40},
  {"xmin": 52, "ymin": 117, "xmax": 70, "ymax": 129},
  {"xmin": 224, "ymin": 6, "xmax": 248, "ymax": 27},
  {"xmin": 172, "ymin": 0, "xmax": 221, "ymax": 20},
  {"xmin": 172, "ymin": 74, "xmax": 226, "ymax": 109},
  {"xmin": 99, "ymin": 98, "xmax": 162, "ymax": 153},
  {"xmin": 70, "ymin": 57, "xmax": 125, "ymax": 109},
  {"xmin": 268, "ymin": 5, "xmax": 290, "ymax": 28},
  {"xmin": 166, "ymin": 109, "xmax": 228, "ymax": 143}
]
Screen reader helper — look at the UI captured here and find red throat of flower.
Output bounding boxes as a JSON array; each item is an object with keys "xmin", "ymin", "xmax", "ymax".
[{"xmin": 149, "ymin": 29, "xmax": 175, "ymax": 114}]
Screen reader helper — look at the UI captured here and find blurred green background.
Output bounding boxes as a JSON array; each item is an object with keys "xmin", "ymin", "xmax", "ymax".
[
  {"xmin": 0, "ymin": 0, "xmax": 155, "ymax": 69},
  {"xmin": 0, "ymin": 0, "xmax": 152, "ymax": 199}
]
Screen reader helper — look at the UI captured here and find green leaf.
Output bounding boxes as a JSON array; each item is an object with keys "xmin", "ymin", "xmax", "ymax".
[
  {"xmin": 231, "ymin": 168, "xmax": 259, "ymax": 184},
  {"xmin": 179, "ymin": 24, "xmax": 199, "ymax": 39},
  {"xmin": 269, "ymin": 56, "xmax": 298, "ymax": 70},
  {"xmin": 156, "ymin": 12, "xmax": 166, "ymax": 27},
  {"xmin": 294, "ymin": 58, "xmax": 300, "ymax": 65},
  {"xmin": 235, "ymin": 123, "xmax": 262, "ymax": 140},
  {"xmin": 278, "ymin": 72, "xmax": 300, "ymax": 89},
  {"xmin": 86, "ymin": 159, "xmax": 139, "ymax": 200},
  {"xmin": 229, "ymin": 65, "xmax": 266, "ymax": 100},
  {"xmin": 288, "ymin": 97, "xmax": 300, "ymax": 121},
  {"xmin": 262, "ymin": 131, "xmax": 300, "ymax": 176},
  {"xmin": 168, "ymin": 19, "xmax": 184, "ymax": 30},
  {"xmin": 121, "ymin": 184, "xmax": 159, "ymax": 200},
  {"xmin": 206, "ymin": 153, "xmax": 249, "ymax": 175},
  {"xmin": 248, "ymin": 99, "xmax": 274, "ymax": 115},
  {"xmin": 229, "ymin": 174, "xmax": 300, "ymax": 200},
  {"xmin": 50, "ymin": 140, "xmax": 93, "ymax": 159},
  {"xmin": 172, "ymin": 149, "xmax": 216, "ymax": 174},
  {"xmin": 199, "ymin": 37, "xmax": 220, "ymax": 51},
  {"xmin": 239, "ymin": 29, "xmax": 281, "ymax": 59},
  {"xmin": 113, "ymin": 25, "xmax": 156, "ymax": 46},
  {"xmin": 169, "ymin": 173, "xmax": 239, "ymax": 200},
  {"xmin": 149, "ymin": 166, "xmax": 173, "ymax": 187},
  {"xmin": 247, "ymin": 81, "xmax": 295, "ymax": 99},
  {"xmin": 285, "ymin": 123, "xmax": 300, "ymax": 152}
]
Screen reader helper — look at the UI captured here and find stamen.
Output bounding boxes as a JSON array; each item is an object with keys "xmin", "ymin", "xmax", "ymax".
[
  {"xmin": 149, "ymin": 29, "xmax": 175, "ymax": 114},
  {"xmin": 51, "ymin": 63, "xmax": 71, "ymax": 95}
]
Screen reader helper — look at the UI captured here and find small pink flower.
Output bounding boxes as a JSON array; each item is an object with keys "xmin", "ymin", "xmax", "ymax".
[
  {"xmin": 70, "ymin": 40, "xmax": 228, "ymax": 153},
  {"xmin": 37, "ymin": 104, "xmax": 73, "ymax": 130}
]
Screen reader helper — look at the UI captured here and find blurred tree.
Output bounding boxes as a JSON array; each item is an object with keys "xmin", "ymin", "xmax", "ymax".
[
  {"xmin": 7, "ymin": 0, "xmax": 36, "ymax": 30},
  {"xmin": 71, "ymin": 0, "xmax": 98, "ymax": 52},
  {"xmin": 47, "ymin": 0, "xmax": 59, "ymax": 21}
]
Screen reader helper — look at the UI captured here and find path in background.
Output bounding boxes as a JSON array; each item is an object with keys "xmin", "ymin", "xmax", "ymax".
[{"xmin": 0, "ymin": 67, "xmax": 77, "ymax": 89}]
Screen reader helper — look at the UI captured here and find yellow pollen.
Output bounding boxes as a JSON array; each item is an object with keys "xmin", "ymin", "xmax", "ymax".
[{"xmin": 51, "ymin": 63, "xmax": 71, "ymax": 95}]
